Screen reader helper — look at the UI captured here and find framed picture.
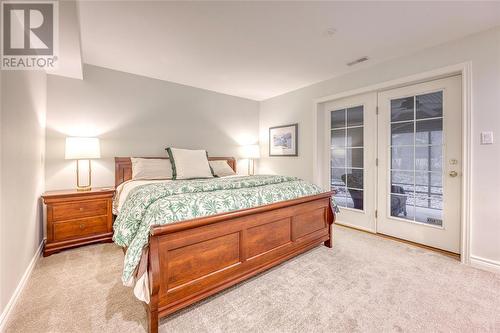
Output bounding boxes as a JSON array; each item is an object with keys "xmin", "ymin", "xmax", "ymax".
[{"xmin": 269, "ymin": 123, "xmax": 298, "ymax": 156}]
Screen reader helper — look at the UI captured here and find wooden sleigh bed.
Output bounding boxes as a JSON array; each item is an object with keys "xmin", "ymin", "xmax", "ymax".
[{"xmin": 115, "ymin": 157, "xmax": 335, "ymax": 333}]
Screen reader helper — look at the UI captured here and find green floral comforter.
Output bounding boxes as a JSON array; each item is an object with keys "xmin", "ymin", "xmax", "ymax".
[{"xmin": 113, "ymin": 175, "xmax": 332, "ymax": 284}]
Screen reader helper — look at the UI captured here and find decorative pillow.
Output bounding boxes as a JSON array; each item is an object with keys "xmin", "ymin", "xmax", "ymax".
[
  {"xmin": 166, "ymin": 147, "xmax": 214, "ymax": 180},
  {"xmin": 209, "ymin": 160, "xmax": 236, "ymax": 177},
  {"xmin": 131, "ymin": 158, "xmax": 173, "ymax": 180}
]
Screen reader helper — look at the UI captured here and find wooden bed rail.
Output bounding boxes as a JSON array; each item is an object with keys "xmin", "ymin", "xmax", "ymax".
[
  {"xmin": 146, "ymin": 191, "xmax": 335, "ymax": 333},
  {"xmin": 150, "ymin": 192, "xmax": 334, "ymax": 236}
]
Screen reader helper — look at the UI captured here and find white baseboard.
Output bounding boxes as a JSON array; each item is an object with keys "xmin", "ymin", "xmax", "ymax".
[
  {"xmin": 0, "ymin": 241, "xmax": 44, "ymax": 332},
  {"xmin": 470, "ymin": 255, "xmax": 500, "ymax": 274}
]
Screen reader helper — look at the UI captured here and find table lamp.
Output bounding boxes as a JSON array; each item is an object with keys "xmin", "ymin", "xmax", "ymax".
[
  {"xmin": 241, "ymin": 144, "xmax": 260, "ymax": 175},
  {"xmin": 65, "ymin": 137, "xmax": 101, "ymax": 191}
]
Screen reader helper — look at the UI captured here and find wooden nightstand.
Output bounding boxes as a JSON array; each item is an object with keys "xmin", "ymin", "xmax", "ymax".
[{"xmin": 42, "ymin": 187, "xmax": 115, "ymax": 256}]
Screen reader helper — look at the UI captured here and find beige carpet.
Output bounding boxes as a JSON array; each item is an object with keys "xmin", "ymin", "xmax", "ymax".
[{"xmin": 4, "ymin": 225, "xmax": 500, "ymax": 332}]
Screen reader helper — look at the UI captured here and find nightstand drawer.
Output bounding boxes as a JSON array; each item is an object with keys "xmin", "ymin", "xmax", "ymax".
[
  {"xmin": 53, "ymin": 216, "xmax": 108, "ymax": 241},
  {"xmin": 52, "ymin": 200, "xmax": 108, "ymax": 221}
]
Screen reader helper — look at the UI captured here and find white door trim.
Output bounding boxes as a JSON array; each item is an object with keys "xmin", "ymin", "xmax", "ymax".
[{"xmin": 312, "ymin": 62, "xmax": 472, "ymax": 264}]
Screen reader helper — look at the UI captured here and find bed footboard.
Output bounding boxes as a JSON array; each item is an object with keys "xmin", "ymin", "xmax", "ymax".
[{"xmin": 146, "ymin": 192, "xmax": 334, "ymax": 333}]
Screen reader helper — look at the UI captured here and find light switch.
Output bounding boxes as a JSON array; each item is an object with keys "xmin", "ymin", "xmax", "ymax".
[{"xmin": 481, "ymin": 131, "xmax": 494, "ymax": 144}]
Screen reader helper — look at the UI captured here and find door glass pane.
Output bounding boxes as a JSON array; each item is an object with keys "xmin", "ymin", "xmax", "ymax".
[
  {"xmin": 431, "ymin": 173, "xmax": 443, "ymax": 195},
  {"xmin": 331, "ymin": 109, "xmax": 346, "ymax": 129},
  {"xmin": 391, "ymin": 171, "xmax": 414, "ymax": 195},
  {"xmin": 390, "ymin": 193, "xmax": 415, "ymax": 219},
  {"xmin": 414, "ymin": 194, "xmax": 443, "ymax": 226},
  {"xmin": 415, "ymin": 146, "xmax": 442, "ymax": 171},
  {"xmin": 391, "ymin": 146, "xmax": 414, "ymax": 170},
  {"xmin": 331, "ymin": 149, "xmax": 345, "ymax": 167},
  {"xmin": 332, "ymin": 186, "xmax": 348, "ymax": 207},
  {"xmin": 414, "ymin": 194, "xmax": 443, "ymax": 210},
  {"xmin": 416, "ymin": 91, "xmax": 442, "ymax": 119},
  {"xmin": 416, "ymin": 119, "xmax": 443, "ymax": 145},
  {"xmin": 331, "ymin": 129, "xmax": 346, "ymax": 147},
  {"xmin": 415, "ymin": 171, "xmax": 442, "ymax": 196},
  {"xmin": 389, "ymin": 91, "xmax": 444, "ymax": 226},
  {"xmin": 347, "ymin": 148, "xmax": 363, "ymax": 168},
  {"xmin": 346, "ymin": 189, "xmax": 363, "ymax": 210},
  {"xmin": 347, "ymin": 127, "xmax": 363, "ymax": 147},
  {"xmin": 347, "ymin": 106, "xmax": 363, "ymax": 126},
  {"xmin": 330, "ymin": 105, "xmax": 364, "ymax": 211},
  {"xmin": 345, "ymin": 168, "xmax": 363, "ymax": 189},
  {"xmin": 331, "ymin": 168, "xmax": 346, "ymax": 187},
  {"xmin": 391, "ymin": 122, "xmax": 414, "ymax": 145},
  {"xmin": 391, "ymin": 96, "xmax": 414, "ymax": 122}
]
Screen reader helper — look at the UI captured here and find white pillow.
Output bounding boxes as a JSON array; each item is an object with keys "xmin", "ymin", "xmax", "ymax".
[
  {"xmin": 167, "ymin": 148, "xmax": 214, "ymax": 180},
  {"xmin": 209, "ymin": 160, "xmax": 236, "ymax": 177},
  {"xmin": 131, "ymin": 158, "xmax": 172, "ymax": 180}
]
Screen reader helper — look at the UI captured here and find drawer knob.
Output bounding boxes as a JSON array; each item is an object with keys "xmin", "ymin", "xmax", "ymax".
[
  {"xmin": 79, "ymin": 207, "xmax": 84, "ymax": 211},
  {"xmin": 79, "ymin": 224, "xmax": 85, "ymax": 229}
]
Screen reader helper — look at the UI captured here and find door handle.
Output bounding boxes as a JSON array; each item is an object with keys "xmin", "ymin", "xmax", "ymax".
[{"xmin": 449, "ymin": 171, "xmax": 458, "ymax": 177}]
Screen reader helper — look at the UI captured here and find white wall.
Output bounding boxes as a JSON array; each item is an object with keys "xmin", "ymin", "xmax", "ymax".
[
  {"xmin": 46, "ymin": 0, "xmax": 83, "ymax": 80},
  {"xmin": 0, "ymin": 70, "xmax": 46, "ymax": 322},
  {"xmin": 45, "ymin": 64, "xmax": 260, "ymax": 190},
  {"xmin": 259, "ymin": 27, "xmax": 500, "ymax": 266}
]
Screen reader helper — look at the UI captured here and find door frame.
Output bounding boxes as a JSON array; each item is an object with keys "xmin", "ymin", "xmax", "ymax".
[{"xmin": 312, "ymin": 62, "xmax": 472, "ymax": 264}]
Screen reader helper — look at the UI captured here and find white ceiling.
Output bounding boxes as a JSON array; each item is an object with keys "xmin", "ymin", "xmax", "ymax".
[{"xmin": 78, "ymin": 1, "xmax": 500, "ymax": 101}]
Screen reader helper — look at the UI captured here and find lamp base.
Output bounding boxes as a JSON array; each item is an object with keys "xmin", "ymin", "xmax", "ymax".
[
  {"xmin": 77, "ymin": 186, "xmax": 92, "ymax": 192},
  {"xmin": 247, "ymin": 159, "xmax": 255, "ymax": 176},
  {"xmin": 76, "ymin": 160, "xmax": 92, "ymax": 191}
]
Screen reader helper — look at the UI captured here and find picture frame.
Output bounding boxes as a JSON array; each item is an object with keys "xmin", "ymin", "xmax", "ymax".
[{"xmin": 269, "ymin": 123, "xmax": 298, "ymax": 156}]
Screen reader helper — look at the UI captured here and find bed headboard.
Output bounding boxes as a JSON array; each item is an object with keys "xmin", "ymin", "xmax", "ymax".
[{"xmin": 114, "ymin": 156, "xmax": 237, "ymax": 187}]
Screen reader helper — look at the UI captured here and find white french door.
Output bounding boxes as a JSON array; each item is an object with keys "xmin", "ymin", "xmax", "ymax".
[
  {"xmin": 377, "ymin": 76, "xmax": 462, "ymax": 253},
  {"xmin": 324, "ymin": 92, "xmax": 377, "ymax": 231},
  {"xmin": 327, "ymin": 75, "xmax": 462, "ymax": 253}
]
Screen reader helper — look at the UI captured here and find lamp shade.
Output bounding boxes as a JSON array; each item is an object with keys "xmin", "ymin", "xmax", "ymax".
[
  {"xmin": 65, "ymin": 137, "xmax": 101, "ymax": 160},
  {"xmin": 241, "ymin": 144, "xmax": 260, "ymax": 159}
]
